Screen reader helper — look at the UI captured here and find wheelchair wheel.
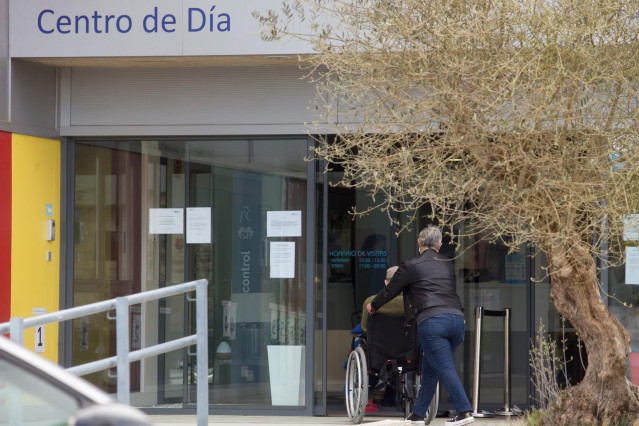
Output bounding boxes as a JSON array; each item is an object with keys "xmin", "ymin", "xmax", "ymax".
[
  {"xmin": 345, "ymin": 346, "xmax": 368, "ymax": 424},
  {"xmin": 424, "ymin": 381, "xmax": 439, "ymax": 425},
  {"xmin": 402, "ymin": 370, "xmax": 421, "ymax": 418}
]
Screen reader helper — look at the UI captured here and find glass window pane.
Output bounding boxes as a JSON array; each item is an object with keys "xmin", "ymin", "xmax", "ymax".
[
  {"xmin": 73, "ymin": 141, "xmax": 145, "ymax": 394},
  {"xmin": 73, "ymin": 138, "xmax": 309, "ymax": 409},
  {"xmin": 608, "ymin": 262, "xmax": 639, "ymax": 386}
]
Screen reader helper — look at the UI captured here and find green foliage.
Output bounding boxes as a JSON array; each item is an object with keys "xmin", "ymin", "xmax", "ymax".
[
  {"xmin": 524, "ymin": 406, "xmax": 554, "ymax": 426},
  {"xmin": 529, "ymin": 318, "xmax": 577, "ymax": 408}
]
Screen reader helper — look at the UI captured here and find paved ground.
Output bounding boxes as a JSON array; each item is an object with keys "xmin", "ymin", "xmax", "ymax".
[{"xmin": 149, "ymin": 414, "xmax": 526, "ymax": 425}]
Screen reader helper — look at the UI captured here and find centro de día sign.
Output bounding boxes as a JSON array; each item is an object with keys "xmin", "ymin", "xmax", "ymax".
[{"xmin": 37, "ymin": 6, "xmax": 231, "ymax": 34}]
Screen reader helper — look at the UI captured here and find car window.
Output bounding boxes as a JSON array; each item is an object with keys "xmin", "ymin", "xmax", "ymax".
[{"xmin": 0, "ymin": 357, "xmax": 82, "ymax": 425}]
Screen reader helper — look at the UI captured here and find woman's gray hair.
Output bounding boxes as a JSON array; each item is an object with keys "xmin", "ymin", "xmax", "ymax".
[{"xmin": 418, "ymin": 225, "xmax": 442, "ymax": 249}]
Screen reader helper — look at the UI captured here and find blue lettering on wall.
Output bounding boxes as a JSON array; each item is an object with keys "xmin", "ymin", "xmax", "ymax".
[
  {"xmin": 37, "ymin": 6, "xmax": 230, "ymax": 35},
  {"xmin": 188, "ymin": 6, "xmax": 231, "ymax": 32},
  {"xmin": 91, "ymin": 11, "xmax": 103, "ymax": 33},
  {"xmin": 37, "ymin": 10, "xmax": 54, "ymax": 34},
  {"xmin": 75, "ymin": 16, "xmax": 90, "ymax": 34},
  {"xmin": 217, "ymin": 14, "xmax": 231, "ymax": 32},
  {"xmin": 37, "ymin": 9, "xmax": 133, "ymax": 34},
  {"xmin": 162, "ymin": 14, "xmax": 177, "ymax": 32},
  {"xmin": 143, "ymin": 7, "xmax": 176, "ymax": 33},
  {"xmin": 116, "ymin": 15, "xmax": 133, "ymax": 33},
  {"xmin": 57, "ymin": 15, "xmax": 71, "ymax": 34}
]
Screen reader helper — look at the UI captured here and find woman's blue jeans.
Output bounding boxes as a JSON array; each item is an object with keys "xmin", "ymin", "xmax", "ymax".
[{"xmin": 412, "ymin": 313, "xmax": 472, "ymax": 417}]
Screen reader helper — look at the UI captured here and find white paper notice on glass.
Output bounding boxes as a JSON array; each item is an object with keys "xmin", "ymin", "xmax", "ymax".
[
  {"xmin": 626, "ymin": 247, "xmax": 639, "ymax": 285},
  {"xmin": 624, "ymin": 214, "xmax": 639, "ymax": 241},
  {"xmin": 186, "ymin": 207, "xmax": 211, "ymax": 244},
  {"xmin": 149, "ymin": 208, "xmax": 184, "ymax": 234},
  {"xmin": 267, "ymin": 211, "xmax": 302, "ymax": 237},
  {"xmin": 270, "ymin": 242, "xmax": 295, "ymax": 278}
]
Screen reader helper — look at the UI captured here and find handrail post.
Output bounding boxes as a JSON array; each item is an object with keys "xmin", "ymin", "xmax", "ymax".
[
  {"xmin": 196, "ymin": 279, "xmax": 209, "ymax": 426},
  {"xmin": 9, "ymin": 317, "xmax": 24, "ymax": 345},
  {"xmin": 0, "ymin": 279, "xmax": 210, "ymax": 418},
  {"xmin": 8, "ymin": 318, "xmax": 24, "ymax": 426},
  {"xmin": 116, "ymin": 297, "xmax": 130, "ymax": 404}
]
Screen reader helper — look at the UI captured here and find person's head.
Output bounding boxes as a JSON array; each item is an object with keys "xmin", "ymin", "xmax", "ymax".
[
  {"xmin": 418, "ymin": 225, "xmax": 442, "ymax": 252},
  {"xmin": 384, "ymin": 266, "xmax": 398, "ymax": 285}
]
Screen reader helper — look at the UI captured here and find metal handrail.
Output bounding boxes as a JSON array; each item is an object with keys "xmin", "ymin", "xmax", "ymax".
[{"xmin": 0, "ymin": 279, "xmax": 209, "ymax": 426}]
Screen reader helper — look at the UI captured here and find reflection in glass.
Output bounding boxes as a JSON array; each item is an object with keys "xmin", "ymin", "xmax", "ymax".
[{"xmin": 73, "ymin": 142, "xmax": 144, "ymax": 394}]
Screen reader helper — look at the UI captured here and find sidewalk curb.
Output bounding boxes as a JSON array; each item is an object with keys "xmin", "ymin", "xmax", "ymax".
[{"xmin": 148, "ymin": 414, "xmax": 526, "ymax": 425}]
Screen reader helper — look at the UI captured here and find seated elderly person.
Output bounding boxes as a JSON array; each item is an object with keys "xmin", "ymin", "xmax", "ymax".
[
  {"xmin": 359, "ymin": 265, "xmax": 403, "ymax": 412},
  {"xmin": 361, "ymin": 266, "xmax": 403, "ymax": 332}
]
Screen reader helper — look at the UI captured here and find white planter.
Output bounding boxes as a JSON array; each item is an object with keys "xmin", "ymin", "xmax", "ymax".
[{"xmin": 267, "ymin": 345, "xmax": 305, "ymax": 406}]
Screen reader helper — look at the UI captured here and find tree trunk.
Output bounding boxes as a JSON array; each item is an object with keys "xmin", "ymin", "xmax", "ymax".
[{"xmin": 543, "ymin": 240, "xmax": 639, "ymax": 424}]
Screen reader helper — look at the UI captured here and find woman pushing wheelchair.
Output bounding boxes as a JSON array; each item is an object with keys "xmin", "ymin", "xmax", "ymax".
[{"xmin": 367, "ymin": 225, "xmax": 474, "ymax": 426}]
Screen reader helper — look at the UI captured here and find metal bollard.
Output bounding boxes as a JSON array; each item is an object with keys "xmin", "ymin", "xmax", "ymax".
[
  {"xmin": 471, "ymin": 306, "xmax": 494, "ymax": 418},
  {"xmin": 494, "ymin": 308, "xmax": 521, "ymax": 416},
  {"xmin": 472, "ymin": 306, "xmax": 522, "ymax": 417}
]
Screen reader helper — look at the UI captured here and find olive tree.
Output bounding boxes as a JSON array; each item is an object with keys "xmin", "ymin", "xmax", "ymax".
[{"xmin": 256, "ymin": 0, "xmax": 639, "ymax": 423}]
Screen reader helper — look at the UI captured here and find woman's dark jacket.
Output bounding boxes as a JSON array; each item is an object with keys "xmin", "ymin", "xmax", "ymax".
[{"xmin": 370, "ymin": 248, "xmax": 463, "ymax": 324}]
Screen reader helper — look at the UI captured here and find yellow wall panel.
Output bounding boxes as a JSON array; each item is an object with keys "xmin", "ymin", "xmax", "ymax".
[{"xmin": 11, "ymin": 134, "xmax": 60, "ymax": 362}]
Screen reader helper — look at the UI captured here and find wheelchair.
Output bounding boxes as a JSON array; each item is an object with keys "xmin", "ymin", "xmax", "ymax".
[{"xmin": 345, "ymin": 313, "xmax": 439, "ymax": 424}]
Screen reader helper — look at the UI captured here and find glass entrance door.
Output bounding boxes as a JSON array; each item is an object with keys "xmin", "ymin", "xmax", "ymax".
[
  {"xmin": 322, "ymin": 183, "xmax": 534, "ymax": 412},
  {"xmin": 325, "ymin": 171, "xmax": 393, "ymax": 406},
  {"xmin": 186, "ymin": 139, "xmax": 309, "ymax": 407}
]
